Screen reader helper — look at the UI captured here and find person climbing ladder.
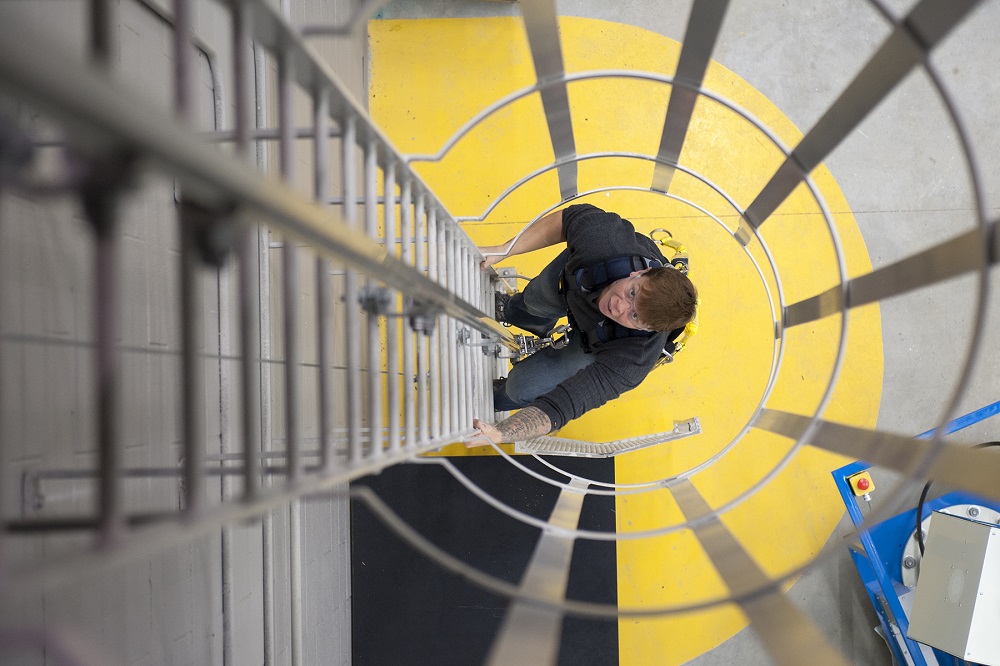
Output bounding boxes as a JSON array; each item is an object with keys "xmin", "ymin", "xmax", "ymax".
[{"xmin": 472, "ymin": 203, "xmax": 699, "ymax": 444}]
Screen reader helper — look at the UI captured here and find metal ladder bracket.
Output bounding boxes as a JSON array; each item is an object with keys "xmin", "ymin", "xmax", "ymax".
[{"xmin": 495, "ymin": 266, "xmax": 519, "ymax": 294}]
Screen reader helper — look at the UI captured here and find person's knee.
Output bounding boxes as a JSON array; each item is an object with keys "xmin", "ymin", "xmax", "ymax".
[
  {"xmin": 503, "ymin": 374, "xmax": 536, "ymax": 404},
  {"xmin": 493, "ymin": 377, "xmax": 532, "ymax": 411},
  {"xmin": 520, "ymin": 288, "xmax": 564, "ymax": 320},
  {"xmin": 506, "ymin": 295, "xmax": 558, "ymax": 338}
]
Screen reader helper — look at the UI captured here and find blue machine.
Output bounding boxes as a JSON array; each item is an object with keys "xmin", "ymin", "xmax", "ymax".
[
  {"xmin": 835, "ymin": 399, "xmax": 1000, "ymax": 665},
  {"xmin": 834, "ymin": 460, "xmax": 1000, "ymax": 666}
]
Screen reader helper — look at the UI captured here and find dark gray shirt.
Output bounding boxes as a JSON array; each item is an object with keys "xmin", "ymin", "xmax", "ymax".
[{"xmin": 532, "ymin": 204, "xmax": 669, "ymax": 429}]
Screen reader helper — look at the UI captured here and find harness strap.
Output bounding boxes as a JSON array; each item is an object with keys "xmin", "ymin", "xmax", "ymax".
[
  {"xmin": 594, "ymin": 319, "xmax": 656, "ymax": 344},
  {"xmin": 561, "ymin": 254, "xmax": 663, "ymax": 351},
  {"xmin": 560, "ymin": 244, "xmax": 695, "ymax": 357},
  {"xmin": 563, "ymin": 255, "xmax": 662, "ymax": 294},
  {"xmin": 594, "ymin": 319, "xmax": 687, "ymax": 360}
]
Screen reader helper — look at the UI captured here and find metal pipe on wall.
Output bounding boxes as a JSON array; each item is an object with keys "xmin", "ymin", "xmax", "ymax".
[
  {"xmin": 233, "ymin": 0, "xmax": 261, "ymax": 502},
  {"xmin": 289, "ymin": 500, "xmax": 303, "ymax": 666},
  {"xmin": 173, "ymin": 0, "xmax": 205, "ymax": 523},
  {"xmin": 251, "ymin": 25, "xmax": 275, "ymax": 666},
  {"xmin": 86, "ymin": 190, "xmax": 123, "ymax": 547},
  {"xmin": 279, "ymin": 50, "xmax": 301, "ymax": 483},
  {"xmin": 277, "ymin": 45, "xmax": 304, "ymax": 666},
  {"xmin": 179, "ymin": 210, "xmax": 205, "ymax": 517},
  {"xmin": 314, "ymin": 88, "xmax": 335, "ymax": 473}
]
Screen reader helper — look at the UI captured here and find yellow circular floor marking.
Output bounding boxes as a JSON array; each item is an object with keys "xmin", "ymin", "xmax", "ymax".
[{"xmin": 370, "ymin": 17, "xmax": 883, "ymax": 664}]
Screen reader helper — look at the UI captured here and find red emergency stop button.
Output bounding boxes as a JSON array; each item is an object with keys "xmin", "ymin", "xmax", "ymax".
[{"xmin": 848, "ymin": 471, "xmax": 875, "ymax": 496}]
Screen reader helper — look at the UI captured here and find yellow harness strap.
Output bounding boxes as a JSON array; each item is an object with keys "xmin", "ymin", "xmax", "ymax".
[{"xmin": 650, "ymin": 228, "xmax": 699, "ymax": 358}]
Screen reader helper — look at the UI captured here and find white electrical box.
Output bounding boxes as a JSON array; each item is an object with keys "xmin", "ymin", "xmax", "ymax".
[{"xmin": 907, "ymin": 510, "xmax": 1000, "ymax": 666}]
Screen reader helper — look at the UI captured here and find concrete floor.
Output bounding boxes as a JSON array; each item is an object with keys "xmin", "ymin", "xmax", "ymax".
[
  {"xmin": 371, "ymin": 4, "xmax": 1000, "ymax": 664},
  {"xmin": 1, "ymin": 0, "xmax": 999, "ymax": 664}
]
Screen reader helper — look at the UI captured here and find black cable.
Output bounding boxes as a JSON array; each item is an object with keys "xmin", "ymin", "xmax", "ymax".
[
  {"xmin": 915, "ymin": 479, "xmax": 932, "ymax": 557},
  {"xmin": 915, "ymin": 441, "xmax": 1000, "ymax": 556}
]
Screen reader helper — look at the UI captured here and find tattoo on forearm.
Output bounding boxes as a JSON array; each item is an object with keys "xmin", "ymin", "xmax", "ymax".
[{"xmin": 496, "ymin": 406, "xmax": 553, "ymax": 442}]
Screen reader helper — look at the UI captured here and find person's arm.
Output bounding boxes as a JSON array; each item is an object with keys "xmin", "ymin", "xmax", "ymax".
[
  {"xmin": 472, "ymin": 407, "xmax": 553, "ymax": 444},
  {"xmin": 531, "ymin": 335, "xmax": 663, "ymax": 426},
  {"xmin": 469, "ymin": 343, "xmax": 650, "ymax": 445},
  {"xmin": 479, "ymin": 209, "xmax": 566, "ymax": 271}
]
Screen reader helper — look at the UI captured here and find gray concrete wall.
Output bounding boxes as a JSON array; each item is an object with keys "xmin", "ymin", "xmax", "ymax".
[{"xmin": 0, "ymin": 0, "xmax": 363, "ymax": 663}]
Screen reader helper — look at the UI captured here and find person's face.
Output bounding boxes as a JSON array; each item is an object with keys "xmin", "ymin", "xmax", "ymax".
[{"xmin": 596, "ymin": 270, "xmax": 651, "ymax": 330}]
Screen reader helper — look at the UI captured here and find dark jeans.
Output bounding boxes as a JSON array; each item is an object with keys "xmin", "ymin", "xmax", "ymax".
[{"xmin": 494, "ymin": 250, "xmax": 598, "ymax": 410}]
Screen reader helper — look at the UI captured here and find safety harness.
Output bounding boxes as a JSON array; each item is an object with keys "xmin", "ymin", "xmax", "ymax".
[
  {"xmin": 562, "ymin": 255, "xmax": 664, "ymax": 294},
  {"xmin": 560, "ymin": 229, "xmax": 698, "ymax": 365}
]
